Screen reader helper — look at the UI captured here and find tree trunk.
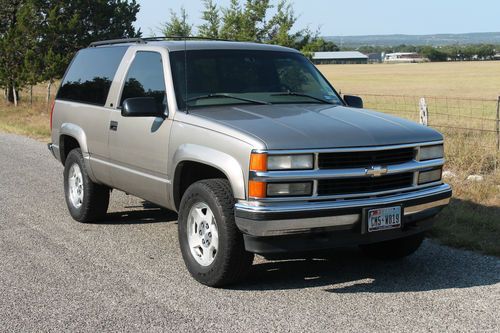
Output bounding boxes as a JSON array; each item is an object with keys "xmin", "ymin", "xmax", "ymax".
[
  {"xmin": 7, "ymin": 85, "xmax": 14, "ymax": 103},
  {"xmin": 12, "ymin": 84, "xmax": 18, "ymax": 107},
  {"xmin": 46, "ymin": 80, "xmax": 52, "ymax": 106},
  {"xmin": 29, "ymin": 85, "xmax": 33, "ymax": 105},
  {"xmin": 6, "ymin": 84, "xmax": 19, "ymax": 105}
]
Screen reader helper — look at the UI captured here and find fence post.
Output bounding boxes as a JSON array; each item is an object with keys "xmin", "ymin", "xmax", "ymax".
[
  {"xmin": 419, "ymin": 97, "xmax": 428, "ymax": 126},
  {"xmin": 497, "ymin": 96, "xmax": 500, "ymax": 152}
]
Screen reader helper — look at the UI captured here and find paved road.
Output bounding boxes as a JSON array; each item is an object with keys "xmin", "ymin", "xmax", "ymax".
[{"xmin": 0, "ymin": 132, "xmax": 499, "ymax": 332}]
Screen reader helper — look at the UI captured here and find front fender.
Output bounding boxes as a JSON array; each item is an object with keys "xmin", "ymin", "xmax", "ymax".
[{"xmin": 172, "ymin": 144, "xmax": 246, "ymax": 200}]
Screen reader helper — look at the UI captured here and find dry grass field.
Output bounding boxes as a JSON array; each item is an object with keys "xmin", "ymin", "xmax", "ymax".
[
  {"xmin": 319, "ymin": 61, "xmax": 500, "ymax": 99},
  {"xmin": 1, "ymin": 61, "xmax": 499, "ymax": 255}
]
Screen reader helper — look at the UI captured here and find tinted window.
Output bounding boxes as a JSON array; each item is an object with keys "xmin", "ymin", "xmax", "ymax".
[
  {"xmin": 170, "ymin": 50, "xmax": 342, "ymax": 109},
  {"xmin": 57, "ymin": 47, "xmax": 127, "ymax": 106},
  {"xmin": 120, "ymin": 51, "xmax": 167, "ymax": 109}
]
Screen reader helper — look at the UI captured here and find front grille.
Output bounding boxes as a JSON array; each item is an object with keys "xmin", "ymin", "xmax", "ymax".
[
  {"xmin": 317, "ymin": 173, "xmax": 414, "ymax": 196},
  {"xmin": 318, "ymin": 147, "xmax": 416, "ymax": 169}
]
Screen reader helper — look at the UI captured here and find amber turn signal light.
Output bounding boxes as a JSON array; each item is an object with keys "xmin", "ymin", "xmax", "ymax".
[
  {"xmin": 248, "ymin": 180, "xmax": 266, "ymax": 198},
  {"xmin": 250, "ymin": 153, "xmax": 267, "ymax": 172}
]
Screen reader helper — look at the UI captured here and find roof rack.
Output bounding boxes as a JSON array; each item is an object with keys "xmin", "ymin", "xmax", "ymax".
[
  {"xmin": 89, "ymin": 38, "xmax": 146, "ymax": 47},
  {"xmin": 88, "ymin": 36, "xmax": 239, "ymax": 47},
  {"xmin": 143, "ymin": 36, "xmax": 234, "ymax": 42}
]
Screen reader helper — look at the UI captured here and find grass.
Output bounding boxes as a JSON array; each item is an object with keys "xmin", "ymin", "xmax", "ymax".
[
  {"xmin": 0, "ymin": 61, "xmax": 499, "ymax": 256},
  {"xmin": 319, "ymin": 61, "xmax": 500, "ymax": 99},
  {"xmin": 0, "ymin": 99, "xmax": 51, "ymax": 141}
]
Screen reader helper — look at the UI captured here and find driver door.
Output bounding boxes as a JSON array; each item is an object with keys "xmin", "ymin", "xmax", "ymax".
[{"xmin": 108, "ymin": 49, "xmax": 172, "ymax": 207}]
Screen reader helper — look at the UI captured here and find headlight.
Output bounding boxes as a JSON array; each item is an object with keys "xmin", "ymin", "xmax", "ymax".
[
  {"xmin": 267, "ymin": 182, "xmax": 313, "ymax": 197},
  {"xmin": 419, "ymin": 145, "xmax": 444, "ymax": 161},
  {"xmin": 267, "ymin": 154, "xmax": 314, "ymax": 170},
  {"xmin": 418, "ymin": 168, "xmax": 442, "ymax": 184}
]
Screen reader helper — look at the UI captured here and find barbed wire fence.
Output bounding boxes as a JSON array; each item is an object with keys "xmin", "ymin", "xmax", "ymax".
[{"xmin": 344, "ymin": 93, "xmax": 500, "ymax": 174}]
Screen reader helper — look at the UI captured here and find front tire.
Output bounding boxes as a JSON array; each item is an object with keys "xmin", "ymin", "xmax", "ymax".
[
  {"xmin": 178, "ymin": 179, "xmax": 254, "ymax": 287},
  {"xmin": 360, "ymin": 232, "xmax": 425, "ymax": 259},
  {"xmin": 64, "ymin": 148, "xmax": 110, "ymax": 222}
]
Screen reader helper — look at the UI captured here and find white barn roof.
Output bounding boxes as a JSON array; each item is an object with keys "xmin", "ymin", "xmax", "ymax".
[{"xmin": 312, "ymin": 51, "xmax": 368, "ymax": 60}]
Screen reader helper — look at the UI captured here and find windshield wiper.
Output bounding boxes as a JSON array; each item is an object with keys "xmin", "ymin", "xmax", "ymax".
[
  {"xmin": 186, "ymin": 93, "xmax": 271, "ymax": 105},
  {"xmin": 271, "ymin": 91, "xmax": 333, "ymax": 104}
]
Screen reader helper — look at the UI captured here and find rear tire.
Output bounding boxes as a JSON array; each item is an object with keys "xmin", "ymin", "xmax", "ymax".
[
  {"xmin": 360, "ymin": 233, "xmax": 425, "ymax": 259},
  {"xmin": 178, "ymin": 179, "xmax": 254, "ymax": 287},
  {"xmin": 64, "ymin": 148, "xmax": 110, "ymax": 222}
]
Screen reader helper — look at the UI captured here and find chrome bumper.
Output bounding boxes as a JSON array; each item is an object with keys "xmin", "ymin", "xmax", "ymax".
[
  {"xmin": 47, "ymin": 143, "xmax": 61, "ymax": 162},
  {"xmin": 235, "ymin": 184, "xmax": 451, "ymax": 237}
]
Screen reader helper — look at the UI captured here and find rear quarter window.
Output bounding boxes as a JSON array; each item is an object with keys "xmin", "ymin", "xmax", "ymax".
[{"xmin": 57, "ymin": 46, "xmax": 127, "ymax": 106}]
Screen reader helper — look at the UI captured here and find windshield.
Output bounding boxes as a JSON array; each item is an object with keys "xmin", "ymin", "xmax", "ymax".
[{"xmin": 169, "ymin": 49, "xmax": 343, "ymax": 109}]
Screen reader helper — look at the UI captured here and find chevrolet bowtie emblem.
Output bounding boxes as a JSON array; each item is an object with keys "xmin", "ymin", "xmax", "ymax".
[{"xmin": 365, "ymin": 166, "xmax": 388, "ymax": 177}]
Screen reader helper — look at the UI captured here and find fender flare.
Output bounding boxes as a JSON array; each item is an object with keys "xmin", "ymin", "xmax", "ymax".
[
  {"xmin": 59, "ymin": 123, "xmax": 89, "ymax": 155},
  {"xmin": 172, "ymin": 144, "xmax": 246, "ymax": 201},
  {"xmin": 59, "ymin": 123, "xmax": 97, "ymax": 182}
]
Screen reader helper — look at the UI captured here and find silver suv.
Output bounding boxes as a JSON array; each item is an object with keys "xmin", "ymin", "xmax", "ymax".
[{"xmin": 48, "ymin": 38, "xmax": 451, "ymax": 287}]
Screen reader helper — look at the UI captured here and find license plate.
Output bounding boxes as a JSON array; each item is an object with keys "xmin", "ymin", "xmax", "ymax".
[{"xmin": 367, "ymin": 206, "xmax": 401, "ymax": 232}]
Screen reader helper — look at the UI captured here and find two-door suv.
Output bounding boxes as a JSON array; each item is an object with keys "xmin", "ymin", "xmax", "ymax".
[{"xmin": 48, "ymin": 38, "xmax": 451, "ymax": 286}]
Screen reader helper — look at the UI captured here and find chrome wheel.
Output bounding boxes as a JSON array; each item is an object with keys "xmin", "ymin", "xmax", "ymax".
[
  {"xmin": 68, "ymin": 163, "xmax": 84, "ymax": 209},
  {"xmin": 187, "ymin": 202, "xmax": 219, "ymax": 266}
]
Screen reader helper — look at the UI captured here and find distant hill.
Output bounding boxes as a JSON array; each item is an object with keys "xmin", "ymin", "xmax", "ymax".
[{"xmin": 324, "ymin": 32, "xmax": 500, "ymax": 47}]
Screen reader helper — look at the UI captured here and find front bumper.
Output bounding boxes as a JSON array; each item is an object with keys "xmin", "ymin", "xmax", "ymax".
[{"xmin": 235, "ymin": 184, "xmax": 451, "ymax": 252}]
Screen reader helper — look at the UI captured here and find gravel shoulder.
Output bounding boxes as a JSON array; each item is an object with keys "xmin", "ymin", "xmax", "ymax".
[{"xmin": 0, "ymin": 132, "xmax": 499, "ymax": 332}]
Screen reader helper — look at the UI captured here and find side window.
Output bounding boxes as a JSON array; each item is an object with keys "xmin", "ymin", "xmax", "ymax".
[
  {"xmin": 57, "ymin": 46, "xmax": 127, "ymax": 106},
  {"xmin": 120, "ymin": 51, "xmax": 167, "ymax": 109}
]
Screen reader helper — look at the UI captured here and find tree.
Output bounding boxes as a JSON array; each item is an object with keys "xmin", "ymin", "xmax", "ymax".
[
  {"xmin": 161, "ymin": 7, "xmax": 192, "ymax": 37},
  {"xmin": 0, "ymin": 0, "xmax": 27, "ymax": 104},
  {"xmin": 301, "ymin": 38, "xmax": 339, "ymax": 53},
  {"xmin": 240, "ymin": 0, "xmax": 271, "ymax": 42},
  {"xmin": 198, "ymin": 0, "xmax": 220, "ymax": 39},
  {"xmin": 476, "ymin": 44, "xmax": 495, "ymax": 60},
  {"xmin": 0, "ymin": 0, "xmax": 142, "ymax": 105},
  {"xmin": 219, "ymin": 0, "xmax": 244, "ymax": 40},
  {"xmin": 421, "ymin": 46, "xmax": 447, "ymax": 62},
  {"xmin": 195, "ymin": 0, "xmax": 319, "ymax": 52},
  {"xmin": 35, "ymin": 0, "xmax": 141, "ymax": 102},
  {"xmin": 265, "ymin": 0, "xmax": 303, "ymax": 47}
]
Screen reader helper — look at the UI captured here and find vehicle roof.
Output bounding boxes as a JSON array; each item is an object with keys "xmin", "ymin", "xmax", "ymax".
[{"xmin": 89, "ymin": 40, "xmax": 299, "ymax": 53}]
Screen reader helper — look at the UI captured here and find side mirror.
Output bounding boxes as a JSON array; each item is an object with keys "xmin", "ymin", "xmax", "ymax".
[
  {"xmin": 122, "ymin": 97, "xmax": 165, "ymax": 118},
  {"xmin": 344, "ymin": 95, "xmax": 364, "ymax": 108}
]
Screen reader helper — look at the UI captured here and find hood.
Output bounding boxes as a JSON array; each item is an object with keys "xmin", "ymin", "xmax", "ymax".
[{"xmin": 187, "ymin": 104, "xmax": 443, "ymax": 150}]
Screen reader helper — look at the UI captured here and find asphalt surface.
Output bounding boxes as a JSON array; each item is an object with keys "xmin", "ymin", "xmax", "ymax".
[{"xmin": 0, "ymin": 132, "xmax": 499, "ymax": 332}]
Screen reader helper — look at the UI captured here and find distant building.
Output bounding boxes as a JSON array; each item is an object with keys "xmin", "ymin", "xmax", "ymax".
[
  {"xmin": 367, "ymin": 53, "xmax": 383, "ymax": 63},
  {"xmin": 493, "ymin": 53, "xmax": 500, "ymax": 60},
  {"xmin": 384, "ymin": 52, "xmax": 427, "ymax": 63},
  {"xmin": 312, "ymin": 51, "xmax": 368, "ymax": 65}
]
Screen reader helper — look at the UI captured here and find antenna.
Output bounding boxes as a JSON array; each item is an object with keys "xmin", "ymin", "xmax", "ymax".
[{"xmin": 184, "ymin": 37, "xmax": 189, "ymax": 114}]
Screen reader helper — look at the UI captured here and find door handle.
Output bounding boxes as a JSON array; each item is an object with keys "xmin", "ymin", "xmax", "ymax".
[{"xmin": 110, "ymin": 121, "xmax": 118, "ymax": 131}]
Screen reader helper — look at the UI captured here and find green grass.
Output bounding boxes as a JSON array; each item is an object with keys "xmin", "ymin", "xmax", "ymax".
[{"xmin": 431, "ymin": 199, "xmax": 500, "ymax": 256}]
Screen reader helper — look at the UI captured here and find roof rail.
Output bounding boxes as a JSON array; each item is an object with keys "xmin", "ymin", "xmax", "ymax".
[
  {"xmin": 89, "ymin": 38, "xmax": 145, "ymax": 47},
  {"xmin": 88, "ymin": 36, "xmax": 243, "ymax": 47},
  {"xmin": 142, "ymin": 36, "xmax": 236, "ymax": 42}
]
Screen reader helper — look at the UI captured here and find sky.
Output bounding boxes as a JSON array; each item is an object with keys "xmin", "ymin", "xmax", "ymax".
[{"xmin": 135, "ymin": 0, "xmax": 500, "ymax": 37}]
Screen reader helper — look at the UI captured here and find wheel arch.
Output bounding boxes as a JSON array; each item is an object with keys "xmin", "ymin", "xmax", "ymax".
[
  {"xmin": 58, "ymin": 123, "xmax": 97, "ymax": 182},
  {"xmin": 59, "ymin": 123, "xmax": 89, "ymax": 163},
  {"xmin": 172, "ymin": 144, "xmax": 246, "ymax": 211}
]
